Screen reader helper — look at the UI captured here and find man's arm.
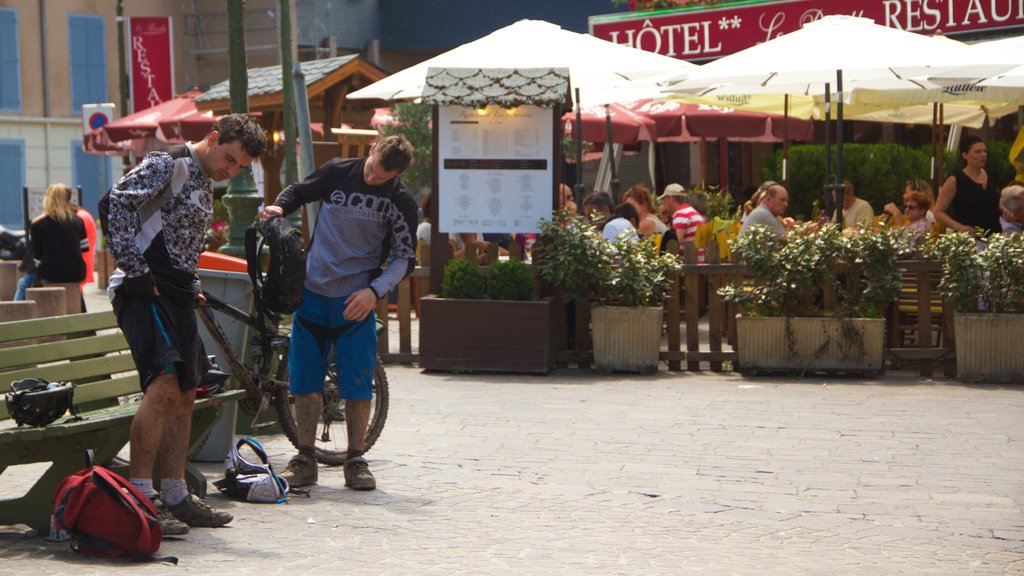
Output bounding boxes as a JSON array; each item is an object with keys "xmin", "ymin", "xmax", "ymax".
[
  {"xmin": 270, "ymin": 161, "xmax": 337, "ymax": 216},
  {"xmin": 371, "ymin": 188, "xmax": 419, "ymax": 297},
  {"xmin": 106, "ymin": 152, "xmax": 174, "ymax": 277}
]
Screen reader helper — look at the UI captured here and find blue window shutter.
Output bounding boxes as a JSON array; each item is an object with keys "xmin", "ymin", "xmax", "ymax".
[
  {"xmin": 0, "ymin": 140, "xmax": 25, "ymax": 228},
  {"xmin": 71, "ymin": 142, "xmax": 111, "ymax": 219},
  {"xmin": 68, "ymin": 14, "xmax": 107, "ymax": 113},
  {"xmin": 0, "ymin": 9, "xmax": 21, "ymax": 112}
]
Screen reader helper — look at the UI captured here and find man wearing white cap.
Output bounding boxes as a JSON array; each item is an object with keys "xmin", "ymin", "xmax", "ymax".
[{"xmin": 658, "ymin": 183, "xmax": 705, "ymax": 250}]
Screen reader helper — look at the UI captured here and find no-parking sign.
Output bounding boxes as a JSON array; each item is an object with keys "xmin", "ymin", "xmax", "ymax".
[{"xmin": 82, "ymin": 103, "xmax": 116, "ymax": 134}]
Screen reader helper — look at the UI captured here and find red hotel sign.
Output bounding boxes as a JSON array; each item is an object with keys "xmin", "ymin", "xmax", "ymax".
[
  {"xmin": 128, "ymin": 16, "xmax": 174, "ymax": 113},
  {"xmin": 590, "ymin": 0, "xmax": 1024, "ymax": 61}
]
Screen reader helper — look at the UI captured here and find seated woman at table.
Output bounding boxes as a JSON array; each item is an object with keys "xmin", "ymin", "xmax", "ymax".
[
  {"xmin": 841, "ymin": 179, "xmax": 874, "ymax": 229},
  {"xmin": 621, "ymin": 184, "xmax": 667, "ymax": 238},
  {"xmin": 899, "ymin": 190, "xmax": 933, "ymax": 241},
  {"xmin": 934, "ymin": 135, "xmax": 1002, "ymax": 236},
  {"xmin": 884, "ymin": 178, "xmax": 937, "ymax": 227}
]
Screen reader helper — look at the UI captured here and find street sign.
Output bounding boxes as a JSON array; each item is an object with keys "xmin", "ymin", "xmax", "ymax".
[{"xmin": 81, "ymin": 103, "xmax": 116, "ymax": 135}]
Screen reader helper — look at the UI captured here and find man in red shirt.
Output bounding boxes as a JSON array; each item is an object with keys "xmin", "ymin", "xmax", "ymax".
[{"xmin": 658, "ymin": 183, "xmax": 705, "ymax": 249}]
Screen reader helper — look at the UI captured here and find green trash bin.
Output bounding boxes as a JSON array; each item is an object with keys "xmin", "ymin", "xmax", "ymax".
[{"xmin": 191, "ymin": 269, "xmax": 253, "ymax": 462}]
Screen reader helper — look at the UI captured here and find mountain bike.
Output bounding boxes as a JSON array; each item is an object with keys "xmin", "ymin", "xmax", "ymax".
[{"xmin": 195, "ymin": 289, "xmax": 388, "ymax": 466}]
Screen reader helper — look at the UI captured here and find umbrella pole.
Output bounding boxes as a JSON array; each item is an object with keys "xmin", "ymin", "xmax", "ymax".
[
  {"xmin": 604, "ymin": 105, "xmax": 621, "ymax": 201},
  {"xmin": 938, "ymin": 103, "xmax": 945, "ymax": 189},
  {"xmin": 931, "ymin": 103, "xmax": 938, "ymax": 190},
  {"xmin": 574, "ymin": 88, "xmax": 585, "ymax": 207},
  {"xmin": 836, "ymin": 70, "xmax": 845, "ymax": 230},
  {"xmin": 783, "ymin": 94, "xmax": 790, "ymax": 188},
  {"xmin": 824, "ymin": 83, "xmax": 833, "ymax": 221}
]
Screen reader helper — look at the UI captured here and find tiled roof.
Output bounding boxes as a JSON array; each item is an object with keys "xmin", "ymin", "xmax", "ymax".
[
  {"xmin": 422, "ymin": 68, "xmax": 569, "ymax": 108},
  {"xmin": 194, "ymin": 54, "xmax": 360, "ymax": 102}
]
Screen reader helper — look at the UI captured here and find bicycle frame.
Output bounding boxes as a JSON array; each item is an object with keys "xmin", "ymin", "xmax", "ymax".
[{"xmin": 196, "ymin": 290, "xmax": 287, "ymax": 429}]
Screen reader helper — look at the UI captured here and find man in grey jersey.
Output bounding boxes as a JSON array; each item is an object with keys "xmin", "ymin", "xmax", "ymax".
[{"xmin": 262, "ymin": 136, "xmax": 416, "ymax": 490}]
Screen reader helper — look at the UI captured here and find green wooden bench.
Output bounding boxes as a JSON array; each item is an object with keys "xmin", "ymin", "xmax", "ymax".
[{"xmin": 0, "ymin": 311, "xmax": 243, "ymax": 533}]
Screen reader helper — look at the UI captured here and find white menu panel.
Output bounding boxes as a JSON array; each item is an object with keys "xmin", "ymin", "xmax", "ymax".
[{"xmin": 438, "ymin": 105, "xmax": 554, "ymax": 234}]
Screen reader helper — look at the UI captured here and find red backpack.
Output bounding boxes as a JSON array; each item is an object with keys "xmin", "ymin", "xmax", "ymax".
[{"xmin": 52, "ymin": 466, "xmax": 173, "ymax": 563}]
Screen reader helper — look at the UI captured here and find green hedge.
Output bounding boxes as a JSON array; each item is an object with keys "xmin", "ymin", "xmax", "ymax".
[{"xmin": 762, "ymin": 141, "xmax": 1013, "ymax": 221}]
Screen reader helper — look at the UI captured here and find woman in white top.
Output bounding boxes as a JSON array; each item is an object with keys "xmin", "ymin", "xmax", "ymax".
[{"xmin": 621, "ymin": 184, "xmax": 668, "ymax": 238}]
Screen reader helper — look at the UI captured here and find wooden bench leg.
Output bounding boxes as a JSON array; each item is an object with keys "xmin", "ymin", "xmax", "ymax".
[{"xmin": 0, "ymin": 427, "xmax": 130, "ymax": 533}]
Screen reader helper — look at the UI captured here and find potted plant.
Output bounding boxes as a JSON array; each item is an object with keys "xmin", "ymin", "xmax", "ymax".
[
  {"xmin": 419, "ymin": 257, "xmax": 556, "ymax": 374},
  {"xmin": 925, "ymin": 232, "xmax": 1024, "ymax": 382},
  {"xmin": 537, "ymin": 210, "xmax": 681, "ymax": 373},
  {"xmin": 719, "ymin": 223, "xmax": 911, "ymax": 375}
]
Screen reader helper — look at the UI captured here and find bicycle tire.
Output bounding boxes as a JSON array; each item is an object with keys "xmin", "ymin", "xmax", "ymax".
[{"xmin": 272, "ymin": 346, "xmax": 390, "ymax": 466}]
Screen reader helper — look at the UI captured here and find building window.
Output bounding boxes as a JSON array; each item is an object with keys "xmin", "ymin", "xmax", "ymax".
[
  {"xmin": 0, "ymin": 8, "xmax": 21, "ymax": 113},
  {"xmin": 68, "ymin": 14, "xmax": 107, "ymax": 114},
  {"xmin": 0, "ymin": 140, "xmax": 25, "ymax": 228}
]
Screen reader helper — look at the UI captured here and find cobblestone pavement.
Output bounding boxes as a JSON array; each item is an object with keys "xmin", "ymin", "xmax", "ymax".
[{"xmin": 1, "ymin": 364, "xmax": 1022, "ymax": 575}]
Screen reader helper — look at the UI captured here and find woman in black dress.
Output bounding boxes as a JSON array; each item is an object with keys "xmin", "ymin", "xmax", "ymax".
[{"xmin": 934, "ymin": 135, "xmax": 1002, "ymax": 237}]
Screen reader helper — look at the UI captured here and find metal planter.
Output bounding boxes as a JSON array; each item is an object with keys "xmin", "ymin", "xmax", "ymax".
[
  {"xmin": 591, "ymin": 305, "xmax": 664, "ymax": 374},
  {"xmin": 736, "ymin": 316, "xmax": 886, "ymax": 376},
  {"xmin": 953, "ymin": 313, "xmax": 1024, "ymax": 383}
]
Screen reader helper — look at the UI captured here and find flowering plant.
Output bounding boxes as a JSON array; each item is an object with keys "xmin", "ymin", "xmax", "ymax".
[{"xmin": 206, "ymin": 219, "xmax": 229, "ymax": 247}]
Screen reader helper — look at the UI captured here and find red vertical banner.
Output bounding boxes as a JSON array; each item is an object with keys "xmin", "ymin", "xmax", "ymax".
[{"xmin": 128, "ymin": 16, "xmax": 174, "ymax": 113}]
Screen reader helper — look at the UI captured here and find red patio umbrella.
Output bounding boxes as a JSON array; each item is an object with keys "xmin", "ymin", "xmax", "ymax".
[
  {"xmin": 83, "ymin": 90, "xmax": 202, "ymax": 156},
  {"xmin": 624, "ymin": 99, "xmax": 815, "ymax": 143},
  {"xmin": 102, "ymin": 90, "xmax": 202, "ymax": 141},
  {"xmin": 561, "ymin": 103, "xmax": 657, "ymax": 145}
]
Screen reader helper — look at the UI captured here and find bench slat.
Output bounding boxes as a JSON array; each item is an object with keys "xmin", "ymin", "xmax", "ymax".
[
  {"xmin": 0, "ymin": 332, "xmax": 128, "ymax": 369},
  {"xmin": 74, "ymin": 374, "xmax": 140, "ymax": 405},
  {"xmin": 0, "ymin": 353, "xmax": 137, "ymax": 391},
  {"xmin": 0, "ymin": 311, "xmax": 118, "ymax": 344},
  {"xmin": 0, "ymin": 389, "xmax": 245, "ymax": 443}
]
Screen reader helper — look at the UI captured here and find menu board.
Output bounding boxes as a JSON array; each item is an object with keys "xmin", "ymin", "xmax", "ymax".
[{"xmin": 437, "ymin": 104, "xmax": 553, "ymax": 234}]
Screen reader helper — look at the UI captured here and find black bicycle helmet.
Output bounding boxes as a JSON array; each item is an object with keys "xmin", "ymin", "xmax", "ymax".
[{"xmin": 5, "ymin": 378, "xmax": 74, "ymax": 427}]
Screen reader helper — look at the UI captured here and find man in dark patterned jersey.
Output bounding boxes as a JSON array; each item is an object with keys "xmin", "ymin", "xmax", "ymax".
[
  {"xmin": 263, "ymin": 136, "xmax": 416, "ymax": 490},
  {"xmin": 106, "ymin": 114, "xmax": 266, "ymax": 531}
]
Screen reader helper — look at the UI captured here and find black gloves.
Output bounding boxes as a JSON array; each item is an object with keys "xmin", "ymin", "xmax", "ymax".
[{"xmin": 122, "ymin": 272, "xmax": 157, "ymax": 300}]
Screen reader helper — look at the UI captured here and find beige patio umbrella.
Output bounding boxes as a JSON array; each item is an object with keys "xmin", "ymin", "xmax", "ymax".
[{"xmin": 348, "ymin": 19, "xmax": 696, "ymax": 106}]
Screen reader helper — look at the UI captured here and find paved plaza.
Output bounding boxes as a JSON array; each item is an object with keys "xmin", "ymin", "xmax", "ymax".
[{"xmin": 1, "ymin": 361, "xmax": 1022, "ymax": 575}]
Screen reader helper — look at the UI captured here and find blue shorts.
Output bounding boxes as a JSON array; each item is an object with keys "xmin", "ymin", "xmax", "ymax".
[{"xmin": 288, "ymin": 288, "xmax": 376, "ymax": 400}]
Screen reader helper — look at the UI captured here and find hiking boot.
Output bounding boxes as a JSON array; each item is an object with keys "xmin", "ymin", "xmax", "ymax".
[
  {"xmin": 150, "ymin": 496, "xmax": 189, "ymax": 535},
  {"xmin": 343, "ymin": 456, "xmax": 376, "ymax": 491},
  {"xmin": 166, "ymin": 494, "xmax": 233, "ymax": 528},
  {"xmin": 281, "ymin": 453, "xmax": 318, "ymax": 487}
]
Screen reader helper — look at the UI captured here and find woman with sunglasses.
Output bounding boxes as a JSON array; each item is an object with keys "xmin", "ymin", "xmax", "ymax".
[
  {"xmin": 934, "ymin": 135, "xmax": 1001, "ymax": 236},
  {"xmin": 883, "ymin": 179, "xmax": 937, "ymax": 227},
  {"xmin": 900, "ymin": 191, "xmax": 934, "ymax": 241}
]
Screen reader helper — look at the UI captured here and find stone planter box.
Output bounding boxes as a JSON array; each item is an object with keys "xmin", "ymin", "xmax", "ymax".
[
  {"xmin": 419, "ymin": 295, "xmax": 556, "ymax": 374},
  {"xmin": 736, "ymin": 316, "xmax": 886, "ymax": 376},
  {"xmin": 591, "ymin": 305, "xmax": 664, "ymax": 374},
  {"xmin": 953, "ymin": 313, "xmax": 1024, "ymax": 383}
]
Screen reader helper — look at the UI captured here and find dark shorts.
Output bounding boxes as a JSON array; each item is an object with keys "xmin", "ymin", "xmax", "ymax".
[{"xmin": 112, "ymin": 291, "xmax": 202, "ymax": 392}]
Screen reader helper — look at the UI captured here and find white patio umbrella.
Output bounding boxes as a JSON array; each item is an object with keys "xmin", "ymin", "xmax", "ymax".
[
  {"xmin": 924, "ymin": 34, "xmax": 1024, "ymax": 87},
  {"xmin": 668, "ymin": 16, "xmax": 997, "ymax": 96},
  {"xmin": 664, "ymin": 15, "xmax": 1011, "ymax": 223},
  {"xmin": 348, "ymin": 20, "xmax": 696, "ymax": 106}
]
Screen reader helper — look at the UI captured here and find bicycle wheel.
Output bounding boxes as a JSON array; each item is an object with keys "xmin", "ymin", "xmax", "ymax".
[{"xmin": 273, "ymin": 346, "xmax": 390, "ymax": 466}]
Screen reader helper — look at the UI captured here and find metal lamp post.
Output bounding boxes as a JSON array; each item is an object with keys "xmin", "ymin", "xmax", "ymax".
[{"xmin": 219, "ymin": 0, "xmax": 261, "ymax": 257}]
